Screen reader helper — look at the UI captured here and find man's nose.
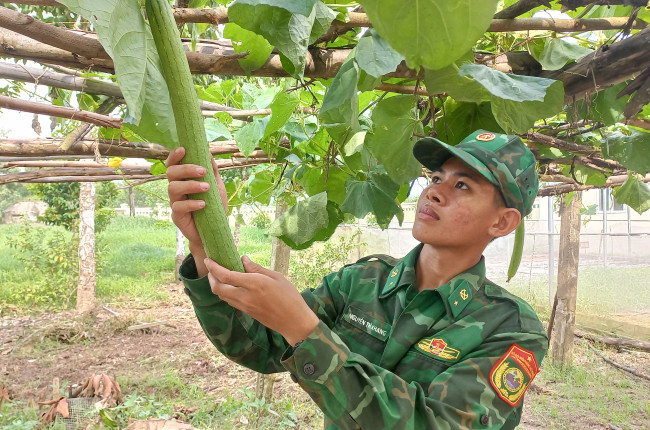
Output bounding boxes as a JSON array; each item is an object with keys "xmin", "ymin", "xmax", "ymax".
[{"xmin": 426, "ymin": 184, "xmax": 446, "ymax": 204}]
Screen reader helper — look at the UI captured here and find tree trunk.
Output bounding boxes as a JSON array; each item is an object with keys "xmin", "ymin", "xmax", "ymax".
[
  {"xmin": 551, "ymin": 192, "xmax": 582, "ymax": 364},
  {"xmin": 255, "ymin": 200, "xmax": 290, "ymax": 401},
  {"xmin": 175, "ymin": 227, "xmax": 185, "ymax": 281},
  {"xmin": 76, "ymin": 182, "xmax": 96, "ymax": 313},
  {"xmin": 128, "ymin": 186, "xmax": 135, "ymax": 216}
]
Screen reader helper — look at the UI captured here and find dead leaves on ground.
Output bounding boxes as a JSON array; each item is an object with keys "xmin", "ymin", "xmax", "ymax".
[
  {"xmin": 0, "ymin": 385, "xmax": 10, "ymax": 407},
  {"xmin": 73, "ymin": 373, "xmax": 123, "ymax": 407},
  {"xmin": 38, "ymin": 373, "xmax": 122, "ymax": 425},
  {"xmin": 38, "ymin": 396, "xmax": 70, "ymax": 423}
]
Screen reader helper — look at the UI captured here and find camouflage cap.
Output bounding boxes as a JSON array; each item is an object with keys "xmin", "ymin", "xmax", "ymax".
[{"xmin": 413, "ymin": 130, "xmax": 539, "ymax": 217}]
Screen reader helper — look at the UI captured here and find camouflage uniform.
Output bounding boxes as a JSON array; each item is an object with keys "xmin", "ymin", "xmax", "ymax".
[
  {"xmin": 180, "ymin": 244, "xmax": 547, "ymax": 429},
  {"xmin": 180, "ymin": 129, "xmax": 548, "ymax": 429}
]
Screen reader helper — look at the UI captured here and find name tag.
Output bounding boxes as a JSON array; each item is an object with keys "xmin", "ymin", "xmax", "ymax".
[{"xmin": 342, "ymin": 306, "xmax": 391, "ymax": 342}]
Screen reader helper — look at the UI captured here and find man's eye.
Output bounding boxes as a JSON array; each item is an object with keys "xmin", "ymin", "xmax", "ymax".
[
  {"xmin": 431, "ymin": 176, "xmax": 442, "ymax": 183},
  {"xmin": 456, "ymin": 181, "xmax": 469, "ymax": 190}
]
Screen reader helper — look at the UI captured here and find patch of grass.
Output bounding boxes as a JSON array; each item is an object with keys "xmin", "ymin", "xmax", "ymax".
[{"xmin": 525, "ymin": 342, "xmax": 650, "ymax": 429}]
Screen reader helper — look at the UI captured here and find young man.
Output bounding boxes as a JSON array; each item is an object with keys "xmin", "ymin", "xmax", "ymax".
[{"xmin": 167, "ymin": 130, "xmax": 548, "ymax": 429}]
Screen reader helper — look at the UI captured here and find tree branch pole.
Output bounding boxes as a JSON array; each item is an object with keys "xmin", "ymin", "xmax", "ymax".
[
  {"xmin": 526, "ymin": 132, "xmax": 601, "ymax": 155},
  {"xmin": 582, "ymin": 340, "xmax": 650, "ymax": 382},
  {"xmin": 0, "ymin": 138, "xmax": 273, "ymax": 159},
  {"xmin": 541, "ymin": 26, "xmax": 650, "ymax": 103},
  {"xmin": 494, "ymin": 0, "xmax": 551, "ymax": 19},
  {"xmin": 1, "ymin": 158, "xmax": 270, "ymax": 184},
  {"xmin": 574, "ymin": 330, "xmax": 650, "ymax": 353},
  {"xmin": 0, "ymin": 94, "xmax": 122, "ymax": 128},
  {"xmin": 537, "ymin": 174, "xmax": 650, "ymax": 197}
]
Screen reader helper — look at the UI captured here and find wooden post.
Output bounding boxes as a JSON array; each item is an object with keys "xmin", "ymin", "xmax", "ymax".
[
  {"xmin": 76, "ymin": 182, "xmax": 96, "ymax": 313},
  {"xmin": 255, "ymin": 200, "xmax": 290, "ymax": 401},
  {"xmin": 551, "ymin": 192, "xmax": 582, "ymax": 364}
]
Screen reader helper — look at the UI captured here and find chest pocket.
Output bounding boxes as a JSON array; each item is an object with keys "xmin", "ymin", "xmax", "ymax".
[{"xmin": 333, "ymin": 306, "xmax": 392, "ymax": 364}]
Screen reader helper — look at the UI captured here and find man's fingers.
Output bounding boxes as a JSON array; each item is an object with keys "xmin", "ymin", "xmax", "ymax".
[
  {"xmin": 242, "ymin": 256, "xmax": 282, "ymax": 279},
  {"xmin": 171, "ymin": 199, "xmax": 205, "ymax": 215},
  {"xmin": 168, "ymin": 180, "xmax": 209, "ymax": 202},
  {"xmin": 165, "ymin": 147, "xmax": 185, "ymax": 168},
  {"xmin": 166, "ymin": 164, "xmax": 207, "ymax": 182}
]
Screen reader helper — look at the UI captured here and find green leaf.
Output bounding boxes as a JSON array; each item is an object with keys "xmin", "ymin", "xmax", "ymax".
[
  {"xmin": 358, "ymin": 0, "xmax": 499, "ymax": 70},
  {"xmin": 319, "ymin": 55, "xmax": 362, "ymax": 148},
  {"xmin": 459, "ymin": 63, "xmax": 557, "ymax": 102},
  {"xmin": 367, "ymin": 95, "xmax": 422, "ymax": 183},
  {"xmin": 456, "ymin": 64, "xmax": 565, "ymax": 134},
  {"xmin": 149, "ymin": 160, "xmax": 167, "ymax": 176},
  {"xmin": 248, "ymin": 170, "xmax": 275, "ymax": 205},
  {"xmin": 355, "ymin": 29, "xmax": 404, "ymax": 78},
  {"xmin": 269, "ymin": 192, "xmax": 343, "ymax": 249},
  {"xmin": 601, "ymin": 130, "xmax": 650, "ymax": 174},
  {"xmin": 423, "ymin": 52, "xmax": 485, "ymax": 102},
  {"xmin": 264, "ymin": 91, "xmax": 301, "ymax": 138},
  {"xmin": 234, "ymin": 120, "xmax": 264, "ymax": 156},
  {"xmin": 435, "ymin": 100, "xmax": 503, "ymax": 146},
  {"xmin": 536, "ymin": 38, "xmax": 593, "ymax": 71},
  {"xmin": 59, "ymin": 0, "xmax": 178, "ymax": 148},
  {"xmin": 205, "ymin": 118, "xmax": 232, "ymax": 141},
  {"xmin": 228, "ymin": 0, "xmax": 334, "ymax": 77},
  {"xmin": 567, "ymin": 83, "xmax": 629, "ymax": 126},
  {"xmin": 561, "ymin": 165, "xmax": 607, "ymax": 187},
  {"xmin": 341, "ymin": 173, "xmax": 402, "ymax": 227},
  {"xmin": 309, "ymin": 1, "xmax": 338, "ymax": 44},
  {"xmin": 612, "ymin": 174, "xmax": 650, "ymax": 215},
  {"xmin": 224, "ymin": 22, "xmax": 274, "ymax": 74},
  {"xmin": 298, "ymin": 165, "xmax": 349, "ymax": 205}
]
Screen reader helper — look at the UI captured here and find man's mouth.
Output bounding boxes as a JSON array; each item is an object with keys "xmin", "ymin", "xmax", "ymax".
[{"xmin": 417, "ymin": 205, "xmax": 439, "ymax": 221}]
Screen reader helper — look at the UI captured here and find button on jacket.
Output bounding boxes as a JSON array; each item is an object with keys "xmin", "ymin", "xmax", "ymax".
[{"xmin": 180, "ymin": 244, "xmax": 548, "ymax": 429}]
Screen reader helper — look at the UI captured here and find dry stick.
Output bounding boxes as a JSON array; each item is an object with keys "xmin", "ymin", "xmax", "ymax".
[
  {"xmin": 547, "ymin": 294, "xmax": 559, "ymax": 341},
  {"xmin": 582, "ymin": 340, "xmax": 650, "ymax": 382},
  {"xmin": 559, "ymin": 0, "xmax": 648, "ymax": 11},
  {"xmin": 628, "ymin": 118, "xmax": 650, "ymax": 130},
  {"xmin": 60, "ymin": 97, "xmax": 118, "ymax": 150},
  {"xmin": 575, "ymin": 330, "xmax": 650, "ymax": 353},
  {"xmin": 0, "ymin": 95, "xmax": 122, "ymax": 128},
  {"xmin": 537, "ymin": 174, "xmax": 650, "ymax": 197}
]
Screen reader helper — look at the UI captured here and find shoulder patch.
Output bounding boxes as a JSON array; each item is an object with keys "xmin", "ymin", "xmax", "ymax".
[
  {"xmin": 490, "ymin": 344, "xmax": 539, "ymax": 407},
  {"xmin": 355, "ymin": 254, "xmax": 399, "ymax": 267}
]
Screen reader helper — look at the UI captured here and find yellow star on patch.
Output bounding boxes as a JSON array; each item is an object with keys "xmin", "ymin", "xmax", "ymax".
[{"xmin": 454, "ymin": 300, "xmax": 458, "ymax": 306}]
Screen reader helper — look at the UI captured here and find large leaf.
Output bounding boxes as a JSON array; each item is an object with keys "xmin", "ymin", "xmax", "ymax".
[
  {"xmin": 536, "ymin": 38, "xmax": 593, "ymax": 71},
  {"xmin": 567, "ymin": 83, "xmax": 629, "ymax": 126},
  {"xmin": 367, "ymin": 95, "xmax": 422, "ymax": 183},
  {"xmin": 228, "ymin": 0, "xmax": 335, "ymax": 77},
  {"xmin": 234, "ymin": 120, "xmax": 265, "ymax": 156},
  {"xmin": 601, "ymin": 130, "xmax": 650, "ymax": 174},
  {"xmin": 248, "ymin": 170, "xmax": 275, "ymax": 205},
  {"xmin": 341, "ymin": 173, "xmax": 402, "ymax": 227},
  {"xmin": 423, "ymin": 52, "xmax": 484, "ymax": 103},
  {"xmin": 459, "ymin": 64, "xmax": 565, "ymax": 134},
  {"xmin": 435, "ymin": 100, "xmax": 503, "ymax": 145},
  {"xmin": 319, "ymin": 55, "xmax": 362, "ymax": 148},
  {"xmin": 59, "ymin": 0, "xmax": 178, "ymax": 148},
  {"xmin": 298, "ymin": 166, "xmax": 349, "ymax": 206},
  {"xmin": 355, "ymin": 29, "xmax": 404, "ymax": 78},
  {"xmin": 269, "ymin": 192, "xmax": 343, "ymax": 249},
  {"xmin": 204, "ymin": 118, "xmax": 232, "ymax": 141},
  {"xmin": 358, "ymin": 0, "xmax": 499, "ymax": 70},
  {"xmin": 612, "ymin": 174, "xmax": 650, "ymax": 215},
  {"xmin": 263, "ymin": 91, "xmax": 301, "ymax": 138},
  {"xmin": 224, "ymin": 22, "xmax": 274, "ymax": 74}
]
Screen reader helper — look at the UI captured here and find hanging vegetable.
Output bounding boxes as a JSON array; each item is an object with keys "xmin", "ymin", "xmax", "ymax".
[{"xmin": 145, "ymin": 0, "xmax": 244, "ymax": 272}]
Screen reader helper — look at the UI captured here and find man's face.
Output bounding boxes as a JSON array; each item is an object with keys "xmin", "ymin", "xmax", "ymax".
[{"xmin": 412, "ymin": 156, "xmax": 505, "ymax": 248}]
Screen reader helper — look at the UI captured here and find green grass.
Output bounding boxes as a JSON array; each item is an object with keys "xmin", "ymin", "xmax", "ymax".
[{"xmin": 525, "ymin": 342, "xmax": 650, "ymax": 429}]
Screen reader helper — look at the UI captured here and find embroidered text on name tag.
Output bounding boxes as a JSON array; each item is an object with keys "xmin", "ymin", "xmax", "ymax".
[{"xmin": 343, "ymin": 306, "xmax": 391, "ymax": 342}]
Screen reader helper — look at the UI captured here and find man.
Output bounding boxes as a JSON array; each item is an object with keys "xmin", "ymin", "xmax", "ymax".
[{"xmin": 166, "ymin": 129, "xmax": 548, "ymax": 429}]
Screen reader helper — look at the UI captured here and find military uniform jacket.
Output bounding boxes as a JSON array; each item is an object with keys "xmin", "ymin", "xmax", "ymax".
[{"xmin": 180, "ymin": 244, "xmax": 548, "ymax": 429}]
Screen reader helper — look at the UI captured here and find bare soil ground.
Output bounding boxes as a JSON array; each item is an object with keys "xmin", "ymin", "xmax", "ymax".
[{"xmin": 1, "ymin": 282, "xmax": 649, "ymax": 429}]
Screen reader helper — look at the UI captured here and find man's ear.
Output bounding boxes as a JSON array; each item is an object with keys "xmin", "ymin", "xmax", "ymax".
[{"xmin": 489, "ymin": 208, "xmax": 522, "ymax": 239}]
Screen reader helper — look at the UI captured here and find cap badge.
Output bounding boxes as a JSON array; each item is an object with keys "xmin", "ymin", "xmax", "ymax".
[{"xmin": 476, "ymin": 133, "xmax": 496, "ymax": 142}]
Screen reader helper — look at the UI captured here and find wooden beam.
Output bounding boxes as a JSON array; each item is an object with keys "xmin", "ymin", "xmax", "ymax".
[
  {"xmin": 494, "ymin": 0, "xmax": 551, "ymax": 19},
  {"xmin": 541, "ymin": 26, "xmax": 650, "ymax": 103},
  {"xmin": 0, "ymin": 94, "xmax": 122, "ymax": 128},
  {"xmin": 0, "ymin": 138, "xmax": 272, "ymax": 159},
  {"xmin": 538, "ymin": 174, "xmax": 650, "ymax": 196}
]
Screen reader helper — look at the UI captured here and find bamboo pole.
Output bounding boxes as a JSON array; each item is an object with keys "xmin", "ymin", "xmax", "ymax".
[{"xmin": 0, "ymin": 95, "xmax": 122, "ymax": 128}]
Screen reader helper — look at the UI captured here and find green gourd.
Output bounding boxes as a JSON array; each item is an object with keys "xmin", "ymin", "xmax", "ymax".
[{"xmin": 145, "ymin": 0, "xmax": 244, "ymax": 272}]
